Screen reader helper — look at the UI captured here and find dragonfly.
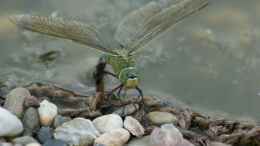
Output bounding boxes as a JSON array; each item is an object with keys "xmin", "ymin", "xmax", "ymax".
[{"xmin": 10, "ymin": 0, "xmax": 208, "ymax": 108}]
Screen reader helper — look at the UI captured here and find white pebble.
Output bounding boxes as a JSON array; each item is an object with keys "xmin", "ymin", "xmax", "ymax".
[
  {"xmin": 95, "ymin": 128, "xmax": 130, "ymax": 146},
  {"xmin": 54, "ymin": 118, "xmax": 100, "ymax": 146},
  {"xmin": 26, "ymin": 143, "xmax": 41, "ymax": 146},
  {"xmin": 38, "ymin": 100, "xmax": 58, "ymax": 126},
  {"xmin": 0, "ymin": 107, "xmax": 23, "ymax": 137},
  {"xmin": 124, "ymin": 116, "xmax": 145, "ymax": 137},
  {"xmin": 93, "ymin": 114, "xmax": 123, "ymax": 133},
  {"xmin": 150, "ymin": 124, "xmax": 183, "ymax": 146}
]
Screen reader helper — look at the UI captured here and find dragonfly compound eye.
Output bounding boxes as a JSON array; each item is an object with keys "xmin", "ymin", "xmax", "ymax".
[
  {"xmin": 128, "ymin": 74, "xmax": 137, "ymax": 79},
  {"xmin": 119, "ymin": 67, "xmax": 139, "ymax": 85}
]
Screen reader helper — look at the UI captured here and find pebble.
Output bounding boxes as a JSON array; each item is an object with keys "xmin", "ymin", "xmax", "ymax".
[
  {"xmin": 124, "ymin": 116, "xmax": 145, "ymax": 137},
  {"xmin": 0, "ymin": 107, "xmax": 23, "ymax": 137},
  {"xmin": 54, "ymin": 118, "xmax": 100, "ymax": 146},
  {"xmin": 179, "ymin": 139, "xmax": 194, "ymax": 146},
  {"xmin": 26, "ymin": 143, "xmax": 42, "ymax": 146},
  {"xmin": 147, "ymin": 111, "xmax": 177, "ymax": 125},
  {"xmin": 94, "ymin": 128, "xmax": 130, "ymax": 146},
  {"xmin": 0, "ymin": 142, "xmax": 13, "ymax": 146},
  {"xmin": 143, "ymin": 96, "xmax": 162, "ymax": 107},
  {"xmin": 126, "ymin": 136, "xmax": 151, "ymax": 146},
  {"xmin": 4, "ymin": 87, "xmax": 30, "ymax": 117},
  {"xmin": 210, "ymin": 142, "xmax": 231, "ymax": 146},
  {"xmin": 37, "ymin": 127, "xmax": 53, "ymax": 144},
  {"xmin": 127, "ymin": 136, "xmax": 190, "ymax": 146},
  {"xmin": 38, "ymin": 100, "xmax": 58, "ymax": 126},
  {"xmin": 53, "ymin": 115, "xmax": 71, "ymax": 128},
  {"xmin": 150, "ymin": 124, "xmax": 183, "ymax": 146},
  {"xmin": 22, "ymin": 107, "xmax": 40, "ymax": 135},
  {"xmin": 113, "ymin": 104, "xmax": 139, "ymax": 117},
  {"xmin": 24, "ymin": 95, "xmax": 40, "ymax": 108},
  {"xmin": 43, "ymin": 139, "xmax": 68, "ymax": 146},
  {"xmin": 93, "ymin": 114, "xmax": 123, "ymax": 133},
  {"xmin": 12, "ymin": 136, "xmax": 38, "ymax": 145},
  {"xmin": 0, "ymin": 138, "xmax": 6, "ymax": 142}
]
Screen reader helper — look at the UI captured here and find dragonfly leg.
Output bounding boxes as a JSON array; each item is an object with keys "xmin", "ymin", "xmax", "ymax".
[
  {"xmin": 136, "ymin": 87, "xmax": 144, "ymax": 108},
  {"xmin": 107, "ymin": 84, "xmax": 124, "ymax": 98},
  {"xmin": 91, "ymin": 56, "xmax": 107, "ymax": 110},
  {"xmin": 136, "ymin": 86, "xmax": 149, "ymax": 126},
  {"xmin": 94, "ymin": 56, "xmax": 107, "ymax": 91},
  {"xmin": 117, "ymin": 85, "xmax": 123, "ymax": 97},
  {"xmin": 104, "ymin": 70, "xmax": 117, "ymax": 78}
]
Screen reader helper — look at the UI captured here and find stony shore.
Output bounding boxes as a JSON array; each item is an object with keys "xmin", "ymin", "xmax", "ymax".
[{"xmin": 0, "ymin": 83, "xmax": 257, "ymax": 146}]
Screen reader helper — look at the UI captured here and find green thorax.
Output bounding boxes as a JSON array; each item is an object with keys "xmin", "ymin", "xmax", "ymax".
[{"xmin": 103, "ymin": 49, "xmax": 136, "ymax": 76}]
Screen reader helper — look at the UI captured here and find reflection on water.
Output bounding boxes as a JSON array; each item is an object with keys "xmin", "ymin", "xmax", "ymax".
[{"xmin": 0, "ymin": 0, "xmax": 260, "ymax": 119}]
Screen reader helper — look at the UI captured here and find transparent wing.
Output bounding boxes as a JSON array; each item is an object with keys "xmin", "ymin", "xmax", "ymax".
[
  {"xmin": 10, "ymin": 14, "xmax": 116, "ymax": 54},
  {"xmin": 115, "ymin": 0, "xmax": 208, "ymax": 54}
]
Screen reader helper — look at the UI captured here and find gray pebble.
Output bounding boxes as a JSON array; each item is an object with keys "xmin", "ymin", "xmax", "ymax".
[
  {"xmin": 0, "ymin": 138, "xmax": 6, "ymax": 142},
  {"xmin": 210, "ymin": 142, "xmax": 231, "ymax": 146},
  {"xmin": 37, "ymin": 127, "xmax": 53, "ymax": 144},
  {"xmin": 127, "ymin": 136, "xmax": 151, "ymax": 146},
  {"xmin": 22, "ymin": 107, "xmax": 40, "ymax": 135},
  {"xmin": 147, "ymin": 111, "xmax": 177, "ymax": 125},
  {"xmin": 12, "ymin": 136, "xmax": 38, "ymax": 145},
  {"xmin": 43, "ymin": 139, "xmax": 68, "ymax": 146},
  {"xmin": 54, "ymin": 118, "xmax": 100, "ymax": 146},
  {"xmin": 0, "ymin": 142, "xmax": 13, "ymax": 146},
  {"xmin": 4, "ymin": 87, "xmax": 31, "ymax": 118},
  {"xmin": 53, "ymin": 115, "xmax": 71, "ymax": 128}
]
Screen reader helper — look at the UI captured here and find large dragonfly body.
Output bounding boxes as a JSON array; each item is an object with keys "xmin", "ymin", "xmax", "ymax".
[
  {"xmin": 104, "ymin": 50, "xmax": 138, "ymax": 88},
  {"xmin": 10, "ymin": 0, "xmax": 208, "ymax": 97}
]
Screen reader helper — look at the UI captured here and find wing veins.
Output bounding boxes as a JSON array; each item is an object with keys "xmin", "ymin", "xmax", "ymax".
[
  {"xmin": 115, "ymin": 0, "xmax": 208, "ymax": 53},
  {"xmin": 10, "ymin": 15, "xmax": 116, "ymax": 54}
]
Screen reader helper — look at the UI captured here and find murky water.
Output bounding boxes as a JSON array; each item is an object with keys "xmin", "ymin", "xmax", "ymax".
[{"xmin": 0, "ymin": 0, "xmax": 260, "ymax": 119}]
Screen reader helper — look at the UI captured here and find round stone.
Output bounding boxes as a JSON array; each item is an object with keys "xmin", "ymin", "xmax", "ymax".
[
  {"xmin": 43, "ymin": 139, "xmax": 68, "ymax": 146},
  {"xmin": 12, "ymin": 136, "xmax": 38, "ymax": 145},
  {"xmin": 37, "ymin": 127, "xmax": 53, "ymax": 144},
  {"xmin": 124, "ymin": 116, "xmax": 145, "ymax": 137},
  {"xmin": 23, "ymin": 107, "xmax": 40, "ymax": 135},
  {"xmin": 93, "ymin": 114, "xmax": 123, "ymax": 133},
  {"xmin": 147, "ymin": 111, "xmax": 177, "ymax": 125},
  {"xmin": 94, "ymin": 128, "xmax": 130, "ymax": 146},
  {"xmin": 0, "ymin": 107, "xmax": 23, "ymax": 137},
  {"xmin": 150, "ymin": 124, "xmax": 183, "ymax": 146},
  {"xmin": 4, "ymin": 87, "xmax": 30, "ymax": 118},
  {"xmin": 127, "ymin": 136, "xmax": 151, "ymax": 146},
  {"xmin": 53, "ymin": 115, "xmax": 71, "ymax": 128},
  {"xmin": 38, "ymin": 100, "xmax": 58, "ymax": 126},
  {"xmin": 54, "ymin": 118, "xmax": 100, "ymax": 146},
  {"xmin": 26, "ymin": 143, "xmax": 42, "ymax": 146}
]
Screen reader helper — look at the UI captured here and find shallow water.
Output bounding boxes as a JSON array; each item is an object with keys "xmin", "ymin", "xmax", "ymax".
[{"xmin": 0, "ymin": 0, "xmax": 260, "ymax": 119}]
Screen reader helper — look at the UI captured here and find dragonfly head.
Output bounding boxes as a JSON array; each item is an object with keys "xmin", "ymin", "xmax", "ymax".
[
  {"xmin": 119, "ymin": 67, "xmax": 139, "ymax": 89},
  {"xmin": 114, "ymin": 49, "xmax": 133, "ymax": 59}
]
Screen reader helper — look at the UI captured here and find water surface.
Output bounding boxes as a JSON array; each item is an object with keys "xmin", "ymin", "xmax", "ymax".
[{"xmin": 0, "ymin": 0, "xmax": 260, "ymax": 119}]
